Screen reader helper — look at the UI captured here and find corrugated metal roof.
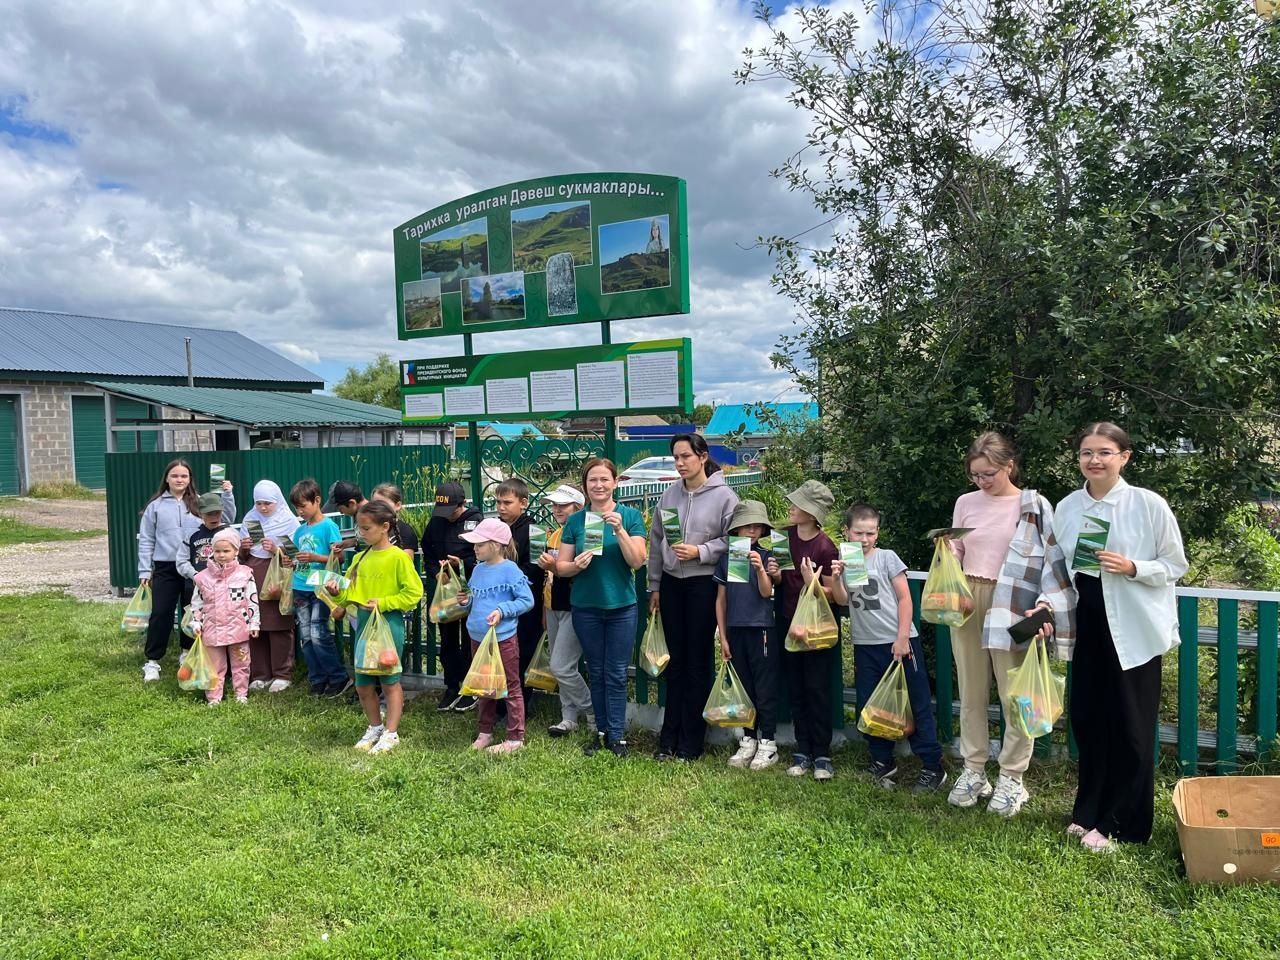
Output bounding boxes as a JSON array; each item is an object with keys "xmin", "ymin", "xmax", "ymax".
[
  {"xmin": 703, "ymin": 402, "xmax": 819, "ymax": 437},
  {"xmin": 88, "ymin": 382, "xmax": 403, "ymax": 428},
  {"xmin": 0, "ymin": 307, "xmax": 322, "ymax": 386}
]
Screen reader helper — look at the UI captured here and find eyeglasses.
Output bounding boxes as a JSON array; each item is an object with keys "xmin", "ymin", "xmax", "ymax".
[
  {"xmin": 968, "ymin": 470, "xmax": 1001, "ymax": 482},
  {"xmin": 1079, "ymin": 450, "xmax": 1122, "ymax": 462}
]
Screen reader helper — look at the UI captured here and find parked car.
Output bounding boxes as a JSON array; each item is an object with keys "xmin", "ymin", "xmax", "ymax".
[{"xmin": 616, "ymin": 456, "xmax": 679, "ymax": 492}]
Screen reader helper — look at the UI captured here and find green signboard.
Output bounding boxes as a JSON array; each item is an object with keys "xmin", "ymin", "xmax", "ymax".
[
  {"xmin": 393, "ymin": 172, "xmax": 689, "ymax": 339},
  {"xmin": 400, "ymin": 339, "xmax": 693, "ymax": 423}
]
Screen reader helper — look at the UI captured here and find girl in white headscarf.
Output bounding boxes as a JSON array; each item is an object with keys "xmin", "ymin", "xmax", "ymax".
[{"xmin": 238, "ymin": 480, "xmax": 302, "ymax": 692}]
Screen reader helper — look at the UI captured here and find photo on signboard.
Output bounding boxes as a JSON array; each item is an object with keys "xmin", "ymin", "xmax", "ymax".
[
  {"xmin": 402, "ymin": 278, "xmax": 442, "ymax": 331},
  {"xmin": 419, "ymin": 218, "xmax": 489, "ymax": 294},
  {"xmin": 599, "ymin": 214, "xmax": 671, "ymax": 295},
  {"xmin": 510, "ymin": 200, "xmax": 593, "ymax": 273},
  {"xmin": 545, "ymin": 251, "xmax": 579, "ymax": 317},
  {"xmin": 462, "ymin": 271, "xmax": 526, "ymax": 325}
]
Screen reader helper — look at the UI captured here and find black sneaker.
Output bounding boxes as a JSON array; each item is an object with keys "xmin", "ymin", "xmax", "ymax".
[
  {"xmin": 912, "ymin": 768, "xmax": 949, "ymax": 795},
  {"xmin": 437, "ymin": 690, "xmax": 460, "ymax": 713},
  {"xmin": 309, "ymin": 684, "xmax": 326, "ymax": 696},
  {"xmin": 866, "ymin": 759, "xmax": 899, "ymax": 788},
  {"xmin": 653, "ymin": 748, "xmax": 675, "ymax": 762},
  {"xmin": 583, "ymin": 732, "xmax": 605, "ymax": 757},
  {"xmin": 326, "ymin": 678, "xmax": 353, "ymax": 699},
  {"xmin": 608, "ymin": 738, "xmax": 629, "ymax": 758},
  {"xmin": 453, "ymin": 695, "xmax": 477, "ymax": 713}
]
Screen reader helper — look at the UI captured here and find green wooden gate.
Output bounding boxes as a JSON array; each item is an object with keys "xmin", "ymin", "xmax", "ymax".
[{"xmin": 0, "ymin": 395, "xmax": 19, "ymax": 495}]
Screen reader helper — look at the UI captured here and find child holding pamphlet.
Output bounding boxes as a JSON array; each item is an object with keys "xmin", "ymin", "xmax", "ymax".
[
  {"xmin": 238, "ymin": 481, "xmax": 301, "ymax": 693},
  {"xmin": 289, "ymin": 478, "xmax": 349, "ymax": 697}
]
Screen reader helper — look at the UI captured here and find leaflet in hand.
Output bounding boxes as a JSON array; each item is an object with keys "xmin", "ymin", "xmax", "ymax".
[
  {"xmin": 306, "ymin": 570, "xmax": 350, "ymax": 590},
  {"xmin": 245, "ymin": 519, "xmax": 265, "ymax": 544},
  {"xmin": 727, "ymin": 537, "xmax": 752, "ymax": 583},
  {"xmin": 1072, "ymin": 515, "xmax": 1111, "ymax": 572},
  {"xmin": 770, "ymin": 530, "xmax": 795, "ymax": 570},
  {"xmin": 209, "ymin": 463, "xmax": 226, "ymax": 485},
  {"xmin": 840, "ymin": 541, "xmax": 868, "ymax": 589},
  {"xmin": 583, "ymin": 512, "xmax": 605, "ymax": 555},
  {"xmin": 660, "ymin": 508, "xmax": 683, "ymax": 546},
  {"xmin": 529, "ymin": 524, "xmax": 547, "ymax": 556},
  {"xmin": 277, "ymin": 535, "xmax": 298, "ymax": 560}
]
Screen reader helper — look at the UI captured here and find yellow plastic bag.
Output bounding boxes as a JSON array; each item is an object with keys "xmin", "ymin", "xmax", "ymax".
[
  {"xmin": 703, "ymin": 660, "xmax": 757, "ymax": 728},
  {"xmin": 176, "ymin": 635, "xmax": 219, "ymax": 691},
  {"xmin": 784, "ymin": 576, "xmax": 840, "ymax": 652},
  {"xmin": 857, "ymin": 660, "xmax": 914, "ymax": 740},
  {"xmin": 429, "ymin": 560, "xmax": 471, "ymax": 624},
  {"xmin": 263, "ymin": 552, "xmax": 292, "ymax": 614},
  {"xmin": 180, "ymin": 606, "xmax": 196, "ymax": 638},
  {"xmin": 524, "ymin": 632, "xmax": 558, "ymax": 692},
  {"xmin": 1005, "ymin": 634, "xmax": 1065, "ymax": 738},
  {"xmin": 313, "ymin": 556, "xmax": 344, "ymax": 616},
  {"xmin": 121, "ymin": 584, "xmax": 152, "ymax": 633},
  {"xmin": 354, "ymin": 608, "xmax": 401, "ymax": 676},
  {"xmin": 639, "ymin": 613, "xmax": 670, "ymax": 678},
  {"xmin": 461, "ymin": 626, "xmax": 507, "ymax": 699},
  {"xmin": 920, "ymin": 537, "xmax": 974, "ymax": 627}
]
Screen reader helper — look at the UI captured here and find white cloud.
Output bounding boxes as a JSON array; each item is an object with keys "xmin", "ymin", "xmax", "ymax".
[{"xmin": 0, "ymin": 0, "xmax": 845, "ymax": 402}]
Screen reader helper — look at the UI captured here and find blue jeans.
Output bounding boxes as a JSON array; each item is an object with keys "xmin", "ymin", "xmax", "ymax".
[
  {"xmin": 295, "ymin": 592, "xmax": 347, "ymax": 687},
  {"xmin": 572, "ymin": 604, "xmax": 637, "ymax": 743},
  {"xmin": 853, "ymin": 638, "xmax": 943, "ymax": 769}
]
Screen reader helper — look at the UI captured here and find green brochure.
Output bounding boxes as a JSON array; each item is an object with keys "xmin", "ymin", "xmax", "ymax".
[
  {"xmin": 840, "ymin": 541, "xmax": 868, "ymax": 589},
  {"xmin": 1073, "ymin": 515, "xmax": 1111, "ymax": 572},
  {"xmin": 584, "ymin": 512, "xmax": 605, "ymax": 556},
  {"xmin": 770, "ymin": 530, "xmax": 795, "ymax": 571},
  {"xmin": 660, "ymin": 508, "xmax": 684, "ymax": 545},
  {"xmin": 530, "ymin": 524, "xmax": 547, "ymax": 556},
  {"xmin": 728, "ymin": 537, "xmax": 752, "ymax": 583},
  {"xmin": 209, "ymin": 463, "xmax": 226, "ymax": 485}
]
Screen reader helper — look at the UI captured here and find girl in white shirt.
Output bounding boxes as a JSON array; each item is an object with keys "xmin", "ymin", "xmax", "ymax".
[{"xmin": 1054, "ymin": 422, "xmax": 1187, "ymax": 852}]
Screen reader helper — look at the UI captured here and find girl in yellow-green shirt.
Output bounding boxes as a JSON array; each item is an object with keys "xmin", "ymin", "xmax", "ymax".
[{"xmin": 329, "ymin": 500, "xmax": 423, "ymax": 755}]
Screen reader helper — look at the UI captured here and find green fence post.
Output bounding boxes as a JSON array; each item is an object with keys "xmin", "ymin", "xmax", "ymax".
[
  {"xmin": 1177, "ymin": 595, "xmax": 1200, "ymax": 774},
  {"xmin": 1216, "ymin": 599, "xmax": 1239, "ymax": 775},
  {"xmin": 1257, "ymin": 601, "xmax": 1278, "ymax": 763}
]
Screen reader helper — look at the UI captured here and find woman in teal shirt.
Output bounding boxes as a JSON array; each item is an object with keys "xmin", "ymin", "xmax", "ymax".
[{"xmin": 557, "ymin": 458, "xmax": 648, "ymax": 756}]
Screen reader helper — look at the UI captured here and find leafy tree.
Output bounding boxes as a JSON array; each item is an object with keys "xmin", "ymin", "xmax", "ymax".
[
  {"xmin": 691, "ymin": 402, "xmax": 716, "ymax": 427},
  {"xmin": 739, "ymin": 0, "xmax": 1280, "ymax": 562},
  {"xmin": 333, "ymin": 353, "xmax": 400, "ymax": 410}
]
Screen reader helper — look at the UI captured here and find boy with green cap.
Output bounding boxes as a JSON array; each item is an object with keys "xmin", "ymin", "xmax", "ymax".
[
  {"xmin": 778, "ymin": 479, "xmax": 840, "ymax": 780},
  {"xmin": 715, "ymin": 499, "xmax": 781, "ymax": 770}
]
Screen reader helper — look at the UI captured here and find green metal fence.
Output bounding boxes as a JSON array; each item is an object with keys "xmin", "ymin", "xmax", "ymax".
[{"xmin": 105, "ymin": 446, "xmax": 449, "ymax": 589}]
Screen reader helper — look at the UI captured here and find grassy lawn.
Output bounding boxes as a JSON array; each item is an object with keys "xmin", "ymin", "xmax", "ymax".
[
  {"xmin": 0, "ymin": 516, "xmax": 106, "ymax": 546},
  {"xmin": 1, "ymin": 594, "xmax": 1277, "ymax": 960}
]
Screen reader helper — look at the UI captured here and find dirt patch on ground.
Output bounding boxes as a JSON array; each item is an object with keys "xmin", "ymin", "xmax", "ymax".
[{"xmin": 0, "ymin": 498, "xmax": 116, "ymax": 601}]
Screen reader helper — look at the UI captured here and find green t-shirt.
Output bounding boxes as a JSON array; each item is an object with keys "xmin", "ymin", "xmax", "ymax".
[{"xmin": 561, "ymin": 504, "xmax": 646, "ymax": 610}]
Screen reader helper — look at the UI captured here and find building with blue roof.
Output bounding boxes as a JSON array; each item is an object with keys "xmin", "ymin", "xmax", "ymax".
[{"xmin": 702, "ymin": 402, "xmax": 819, "ymax": 440}]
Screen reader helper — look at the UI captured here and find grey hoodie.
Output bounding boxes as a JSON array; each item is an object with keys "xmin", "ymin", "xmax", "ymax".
[
  {"xmin": 646, "ymin": 471, "xmax": 739, "ymax": 591},
  {"xmin": 138, "ymin": 489, "xmax": 234, "ymax": 577}
]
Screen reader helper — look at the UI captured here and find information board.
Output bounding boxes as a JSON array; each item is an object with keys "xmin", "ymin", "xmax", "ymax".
[
  {"xmin": 393, "ymin": 173, "xmax": 689, "ymax": 339},
  {"xmin": 400, "ymin": 339, "xmax": 693, "ymax": 423}
]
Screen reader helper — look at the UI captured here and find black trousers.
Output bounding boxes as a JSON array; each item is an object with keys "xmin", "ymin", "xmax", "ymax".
[
  {"xmin": 437, "ymin": 618, "xmax": 472, "ymax": 694},
  {"xmin": 144, "ymin": 562, "xmax": 193, "ymax": 662},
  {"xmin": 727, "ymin": 626, "xmax": 779, "ymax": 740},
  {"xmin": 783, "ymin": 640, "xmax": 840, "ymax": 760},
  {"xmin": 1071, "ymin": 573, "xmax": 1163, "ymax": 843},
  {"xmin": 658, "ymin": 573, "xmax": 718, "ymax": 757}
]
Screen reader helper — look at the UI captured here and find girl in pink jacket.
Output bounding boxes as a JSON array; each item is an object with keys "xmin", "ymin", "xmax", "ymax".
[{"xmin": 189, "ymin": 528, "xmax": 260, "ymax": 705}]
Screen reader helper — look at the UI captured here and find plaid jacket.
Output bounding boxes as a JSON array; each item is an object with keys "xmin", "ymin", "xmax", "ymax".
[{"xmin": 984, "ymin": 490, "xmax": 1077, "ymax": 659}]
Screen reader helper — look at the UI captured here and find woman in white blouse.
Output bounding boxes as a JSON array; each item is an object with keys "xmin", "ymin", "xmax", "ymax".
[{"xmin": 1053, "ymin": 422, "xmax": 1187, "ymax": 852}]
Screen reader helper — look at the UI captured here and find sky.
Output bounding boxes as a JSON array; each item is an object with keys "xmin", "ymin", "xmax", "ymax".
[{"xmin": 0, "ymin": 1, "xmax": 858, "ymax": 405}]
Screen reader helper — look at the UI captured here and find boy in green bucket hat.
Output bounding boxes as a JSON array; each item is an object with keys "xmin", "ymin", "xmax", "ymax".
[{"xmin": 714, "ymin": 500, "xmax": 781, "ymax": 770}]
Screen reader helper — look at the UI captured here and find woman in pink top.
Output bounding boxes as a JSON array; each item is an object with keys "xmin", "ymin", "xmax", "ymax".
[{"xmin": 946, "ymin": 432, "xmax": 1059, "ymax": 818}]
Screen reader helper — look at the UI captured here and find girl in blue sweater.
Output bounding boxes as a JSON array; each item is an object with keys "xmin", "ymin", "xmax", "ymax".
[{"xmin": 459, "ymin": 518, "xmax": 535, "ymax": 754}]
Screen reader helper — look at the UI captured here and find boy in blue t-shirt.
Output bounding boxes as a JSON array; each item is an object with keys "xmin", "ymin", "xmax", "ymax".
[
  {"xmin": 714, "ymin": 500, "xmax": 781, "ymax": 771},
  {"xmin": 831, "ymin": 502, "xmax": 947, "ymax": 793},
  {"xmin": 290, "ymin": 478, "xmax": 348, "ymax": 696}
]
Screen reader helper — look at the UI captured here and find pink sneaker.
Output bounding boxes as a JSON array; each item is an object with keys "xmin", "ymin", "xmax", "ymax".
[
  {"xmin": 487, "ymin": 740, "xmax": 524, "ymax": 755},
  {"xmin": 471, "ymin": 733, "xmax": 494, "ymax": 750}
]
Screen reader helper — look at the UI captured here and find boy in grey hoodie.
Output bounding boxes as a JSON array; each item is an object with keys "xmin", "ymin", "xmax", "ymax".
[{"xmin": 646, "ymin": 434, "xmax": 739, "ymax": 760}]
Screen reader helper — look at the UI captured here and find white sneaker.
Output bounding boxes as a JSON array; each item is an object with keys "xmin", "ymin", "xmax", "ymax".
[
  {"xmin": 354, "ymin": 724, "xmax": 385, "ymax": 752},
  {"xmin": 987, "ymin": 774, "xmax": 1030, "ymax": 818},
  {"xmin": 368, "ymin": 730, "xmax": 400, "ymax": 755},
  {"xmin": 248, "ymin": 680, "xmax": 269, "ymax": 692},
  {"xmin": 268, "ymin": 679, "xmax": 291, "ymax": 693},
  {"xmin": 749, "ymin": 739, "xmax": 779, "ymax": 771},
  {"xmin": 207, "ymin": 699, "xmax": 221, "ymax": 708},
  {"xmin": 728, "ymin": 736, "xmax": 758, "ymax": 769},
  {"xmin": 235, "ymin": 696, "xmax": 249, "ymax": 705},
  {"xmin": 947, "ymin": 768, "xmax": 994, "ymax": 808},
  {"xmin": 142, "ymin": 660, "xmax": 161, "ymax": 683}
]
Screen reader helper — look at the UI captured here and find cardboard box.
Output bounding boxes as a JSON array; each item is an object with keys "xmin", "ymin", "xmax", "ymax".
[{"xmin": 1172, "ymin": 776, "xmax": 1280, "ymax": 885}]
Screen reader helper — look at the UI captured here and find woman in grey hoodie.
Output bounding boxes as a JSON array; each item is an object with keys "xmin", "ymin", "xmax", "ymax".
[{"xmin": 647, "ymin": 434, "xmax": 739, "ymax": 760}]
